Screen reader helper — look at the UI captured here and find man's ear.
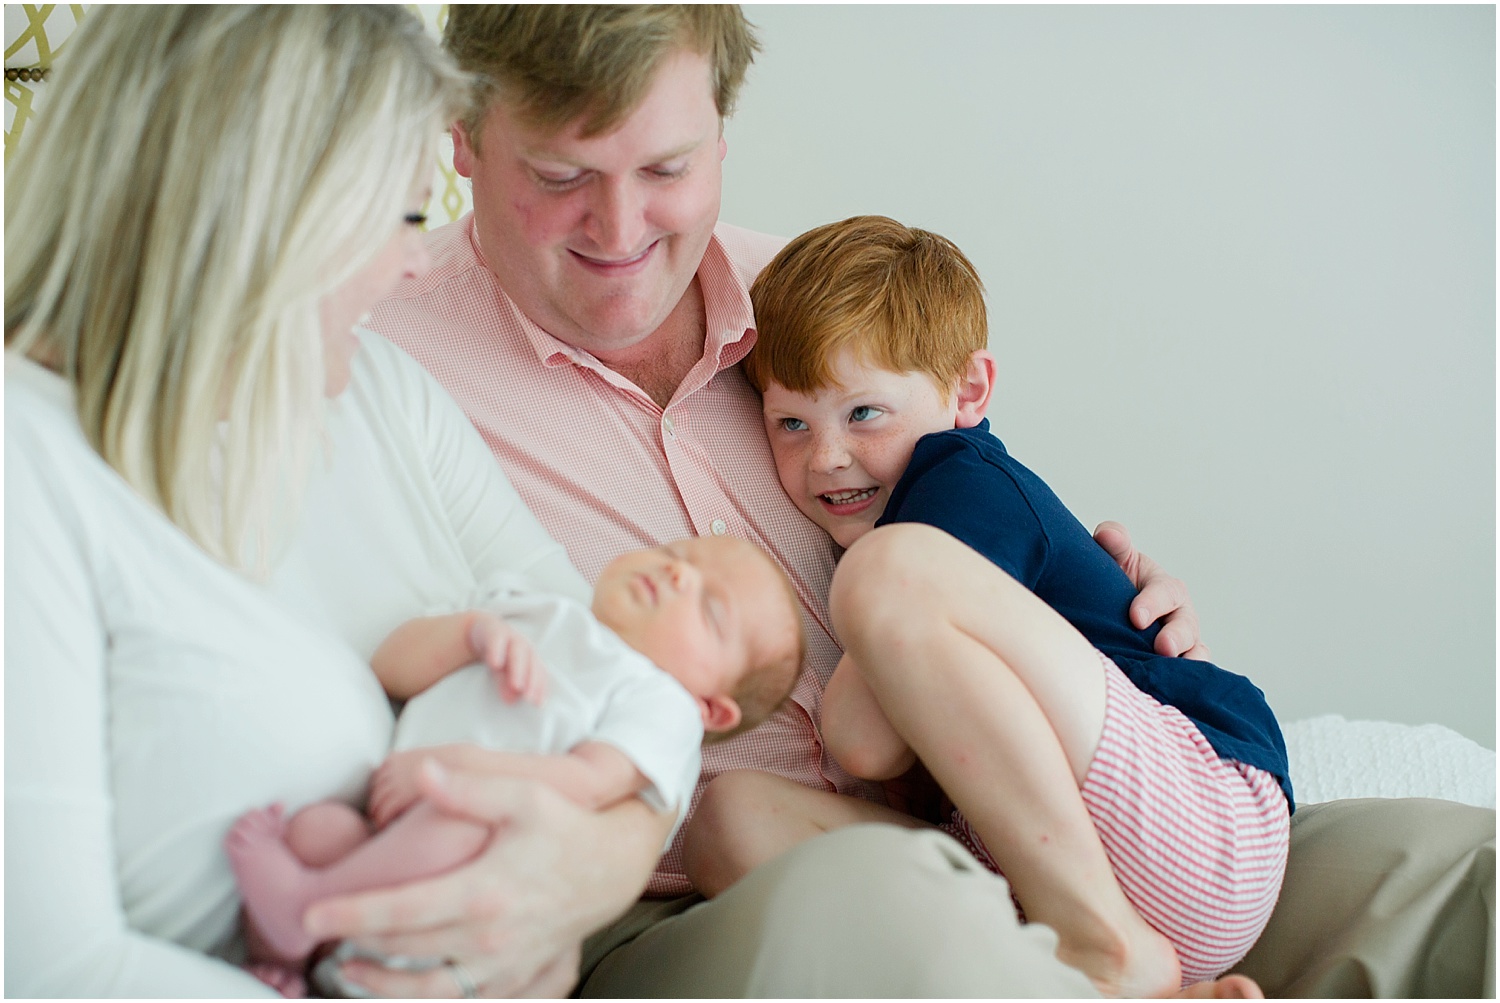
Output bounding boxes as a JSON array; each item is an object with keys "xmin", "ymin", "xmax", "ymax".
[
  {"xmin": 699, "ymin": 694, "xmax": 743, "ymax": 734},
  {"xmin": 451, "ymin": 121, "xmax": 477, "ymax": 180},
  {"xmin": 718, "ymin": 134, "xmax": 728, "ymax": 162},
  {"xmin": 953, "ymin": 349, "xmax": 996, "ymax": 429}
]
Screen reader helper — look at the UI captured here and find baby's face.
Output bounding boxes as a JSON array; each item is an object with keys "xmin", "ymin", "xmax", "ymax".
[
  {"xmin": 592, "ymin": 536, "xmax": 790, "ymax": 703},
  {"xmin": 761, "ymin": 348, "xmax": 958, "ymax": 549}
]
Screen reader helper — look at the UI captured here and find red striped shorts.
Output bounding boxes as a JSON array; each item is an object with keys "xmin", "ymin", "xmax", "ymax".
[{"xmin": 942, "ymin": 651, "xmax": 1290, "ymax": 985}]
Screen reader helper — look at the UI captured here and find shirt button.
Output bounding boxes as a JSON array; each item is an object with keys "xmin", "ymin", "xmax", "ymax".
[
  {"xmin": 710, "ymin": 519, "xmax": 728, "ymax": 536},
  {"xmin": 662, "ymin": 415, "xmax": 675, "ymax": 436}
]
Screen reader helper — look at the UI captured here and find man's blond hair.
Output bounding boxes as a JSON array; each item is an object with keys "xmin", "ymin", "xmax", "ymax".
[
  {"xmin": 443, "ymin": 5, "xmax": 759, "ymax": 140},
  {"xmin": 5, "ymin": 6, "xmax": 467, "ymax": 575}
]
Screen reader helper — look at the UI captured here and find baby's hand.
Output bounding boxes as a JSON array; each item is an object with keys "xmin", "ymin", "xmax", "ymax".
[
  {"xmin": 369, "ymin": 749, "xmax": 427, "ymax": 829},
  {"xmin": 468, "ymin": 612, "xmax": 548, "ymax": 705}
]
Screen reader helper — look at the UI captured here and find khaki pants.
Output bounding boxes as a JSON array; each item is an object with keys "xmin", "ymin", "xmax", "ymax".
[{"xmin": 580, "ymin": 798, "xmax": 1494, "ymax": 998}]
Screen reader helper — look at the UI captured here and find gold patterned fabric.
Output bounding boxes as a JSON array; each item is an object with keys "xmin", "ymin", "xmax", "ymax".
[
  {"xmin": 5, "ymin": 3, "xmax": 85, "ymax": 163},
  {"xmin": 3, "ymin": 3, "xmax": 471, "ymax": 225}
]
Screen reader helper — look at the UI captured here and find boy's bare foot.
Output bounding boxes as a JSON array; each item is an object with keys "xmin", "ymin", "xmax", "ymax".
[
  {"xmin": 1174, "ymin": 974, "xmax": 1264, "ymax": 998},
  {"xmin": 1055, "ymin": 906, "xmax": 1181, "ymax": 998}
]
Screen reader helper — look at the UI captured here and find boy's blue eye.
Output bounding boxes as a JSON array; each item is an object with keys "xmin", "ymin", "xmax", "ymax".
[
  {"xmin": 779, "ymin": 417, "xmax": 808, "ymax": 432},
  {"xmin": 850, "ymin": 406, "xmax": 878, "ymax": 423}
]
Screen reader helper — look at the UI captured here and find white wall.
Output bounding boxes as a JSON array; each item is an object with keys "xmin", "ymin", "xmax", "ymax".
[{"xmin": 723, "ymin": 5, "xmax": 1495, "ymax": 747}]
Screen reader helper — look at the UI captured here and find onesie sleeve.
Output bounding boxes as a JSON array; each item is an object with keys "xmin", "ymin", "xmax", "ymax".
[
  {"xmin": 589, "ymin": 669, "xmax": 704, "ymax": 839},
  {"xmin": 363, "ymin": 332, "xmax": 592, "ymax": 605},
  {"xmin": 3, "ymin": 424, "xmax": 273, "ymax": 997},
  {"xmin": 882, "ymin": 433, "xmax": 1051, "ymax": 590}
]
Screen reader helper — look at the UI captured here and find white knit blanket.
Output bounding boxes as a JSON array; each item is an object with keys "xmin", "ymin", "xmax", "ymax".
[{"xmin": 1283, "ymin": 714, "xmax": 1496, "ymax": 808}]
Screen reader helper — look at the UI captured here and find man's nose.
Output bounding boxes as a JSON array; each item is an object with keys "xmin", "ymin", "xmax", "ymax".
[{"xmin": 585, "ymin": 177, "xmax": 648, "ymax": 257}]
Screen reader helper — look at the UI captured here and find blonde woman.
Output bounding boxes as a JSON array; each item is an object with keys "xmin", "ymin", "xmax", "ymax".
[{"xmin": 6, "ymin": 7, "xmax": 654, "ymax": 997}]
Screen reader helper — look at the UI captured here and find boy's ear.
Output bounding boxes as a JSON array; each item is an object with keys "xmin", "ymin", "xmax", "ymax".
[
  {"xmin": 953, "ymin": 350, "xmax": 997, "ymax": 429},
  {"xmin": 699, "ymin": 694, "xmax": 743, "ymax": 734}
]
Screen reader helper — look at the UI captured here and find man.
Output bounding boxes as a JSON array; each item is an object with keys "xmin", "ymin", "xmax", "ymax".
[{"xmin": 314, "ymin": 6, "xmax": 1493, "ymax": 997}]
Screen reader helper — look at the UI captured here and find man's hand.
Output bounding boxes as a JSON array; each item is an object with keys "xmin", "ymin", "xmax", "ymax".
[
  {"xmin": 1093, "ymin": 520, "xmax": 1210, "ymax": 660},
  {"xmin": 469, "ymin": 612, "xmax": 547, "ymax": 705},
  {"xmin": 303, "ymin": 759, "xmax": 668, "ymax": 998}
]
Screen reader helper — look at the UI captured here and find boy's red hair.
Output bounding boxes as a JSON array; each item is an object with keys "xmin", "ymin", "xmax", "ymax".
[{"xmin": 744, "ymin": 215, "xmax": 988, "ymax": 397}]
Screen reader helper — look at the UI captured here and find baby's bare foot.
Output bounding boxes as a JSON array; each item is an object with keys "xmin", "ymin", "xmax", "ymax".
[{"xmin": 225, "ymin": 805, "xmax": 318, "ymax": 964}]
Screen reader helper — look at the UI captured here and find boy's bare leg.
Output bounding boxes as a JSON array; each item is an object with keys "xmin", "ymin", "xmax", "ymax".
[
  {"xmin": 682, "ymin": 769, "xmax": 932, "ymax": 897},
  {"xmin": 226, "ymin": 800, "xmax": 489, "ymax": 964},
  {"xmin": 823, "ymin": 655, "xmax": 918, "ymax": 780},
  {"xmin": 832, "ymin": 523, "xmax": 1258, "ymax": 998}
]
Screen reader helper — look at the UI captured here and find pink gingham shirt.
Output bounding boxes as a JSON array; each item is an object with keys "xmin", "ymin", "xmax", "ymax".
[{"xmin": 367, "ymin": 216, "xmax": 884, "ymax": 895}]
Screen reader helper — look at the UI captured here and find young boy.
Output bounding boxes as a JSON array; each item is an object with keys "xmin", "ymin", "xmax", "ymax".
[
  {"xmin": 692, "ymin": 216, "xmax": 1291, "ymax": 998},
  {"xmin": 226, "ymin": 534, "xmax": 803, "ymax": 991}
]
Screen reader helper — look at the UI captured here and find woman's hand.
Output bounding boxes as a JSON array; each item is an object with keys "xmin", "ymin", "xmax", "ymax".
[
  {"xmin": 1093, "ymin": 520, "xmax": 1210, "ymax": 660},
  {"xmin": 303, "ymin": 760, "xmax": 670, "ymax": 997}
]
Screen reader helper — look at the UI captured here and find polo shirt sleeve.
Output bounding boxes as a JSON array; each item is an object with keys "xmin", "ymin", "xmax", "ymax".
[
  {"xmin": 591, "ymin": 670, "xmax": 704, "ymax": 843},
  {"xmin": 882, "ymin": 434, "xmax": 1051, "ymax": 590}
]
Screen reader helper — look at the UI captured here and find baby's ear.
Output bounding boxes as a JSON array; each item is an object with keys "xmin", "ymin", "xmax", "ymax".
[
  {"xmin": 699, "ymin": 694, "xmax": 743, "ymax": 734},
  {"xmin": 954, "ymin": 350, "xmax": 996, "ymax": 429}
]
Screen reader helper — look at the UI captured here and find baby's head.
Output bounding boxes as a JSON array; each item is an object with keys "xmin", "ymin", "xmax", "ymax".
[
  {"xmin": 592, "ymin": 535, "xmax": 804, "ymax": 740},
  {"xmin": 744, "ymin": 215, "xmax": 995, "ymax": 549}
]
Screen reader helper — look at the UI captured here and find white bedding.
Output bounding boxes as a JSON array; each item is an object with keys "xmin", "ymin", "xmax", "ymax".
[{"xmin": 1284, "ymin": 714, "xmax": 1496, "ymax": 809}]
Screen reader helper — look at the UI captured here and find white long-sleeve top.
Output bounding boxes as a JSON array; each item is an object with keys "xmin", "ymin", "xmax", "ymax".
[{"xmin": 4, "ymin": 333, "xmax": 590, "ymax": 996}]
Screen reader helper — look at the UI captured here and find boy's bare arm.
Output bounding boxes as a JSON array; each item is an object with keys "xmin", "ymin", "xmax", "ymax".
[
  {"xmin": 370, "ymin": 612, "xmax": 481, "ymax": 700},
  {"xmin": 822, "ymin": 654, "xmax": 917, "ymax": 781}
]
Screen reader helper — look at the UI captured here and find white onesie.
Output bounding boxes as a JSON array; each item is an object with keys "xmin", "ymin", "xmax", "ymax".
[{"xmin": 394, "ymin": 577, "xmax": 704, "ymax": 824}]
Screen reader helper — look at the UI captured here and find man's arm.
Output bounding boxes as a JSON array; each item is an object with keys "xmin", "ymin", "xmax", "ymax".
[
  {"xmin": 305, "ymin": 762, "xmax": 673, "ymax": 998},
  {"xmin": 1092, "ymin": 521, "xmax": 1208, "ymax": 660}
]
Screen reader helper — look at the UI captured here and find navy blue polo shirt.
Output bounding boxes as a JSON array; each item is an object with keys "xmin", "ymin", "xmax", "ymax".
[{"xmin": 876, "ymin": 420, "xmax": 1293, "ymax": 809}]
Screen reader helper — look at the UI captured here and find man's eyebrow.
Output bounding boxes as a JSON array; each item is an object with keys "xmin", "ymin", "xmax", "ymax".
[{"xmin": 521, "ymin": 136, "xmax": 706, "ymax": 169}]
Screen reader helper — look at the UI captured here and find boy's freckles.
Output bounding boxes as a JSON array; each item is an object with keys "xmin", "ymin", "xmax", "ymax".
[{"xmin": 761, "ymin": 351, "xmax": 960, "ymax": 549}]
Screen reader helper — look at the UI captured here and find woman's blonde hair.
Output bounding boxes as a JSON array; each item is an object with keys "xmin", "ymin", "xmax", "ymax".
[{"xmin": 5, "ymin": 6, "xmax": 466, "ymax": 574}]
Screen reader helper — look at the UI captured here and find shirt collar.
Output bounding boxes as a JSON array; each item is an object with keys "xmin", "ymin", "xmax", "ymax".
[
  {"xmin": 698, "ymin": 226, "xmax": 758, "ymax": 372},
  {"xmin": 474, "ymin": 219, "xmax": 757, "ymax": 378}
]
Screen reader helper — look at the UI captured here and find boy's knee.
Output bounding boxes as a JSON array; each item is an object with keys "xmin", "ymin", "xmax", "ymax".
[{"xmin": 830, "ymin": 524, "xmax": 947, "ymax": 629}]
